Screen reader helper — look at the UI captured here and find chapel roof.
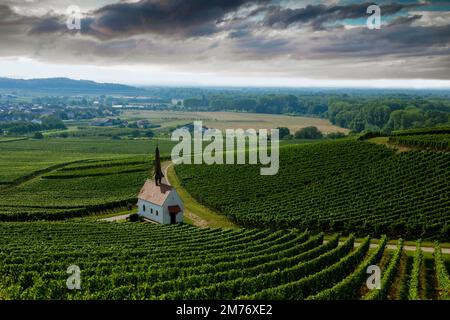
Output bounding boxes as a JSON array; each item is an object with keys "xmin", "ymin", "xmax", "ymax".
[{"xmin": 138, "ymin": 179, "xmax": 173, "ymax": 206}]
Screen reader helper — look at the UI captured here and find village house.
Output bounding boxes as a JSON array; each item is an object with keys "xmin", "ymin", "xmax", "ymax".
[{"xmin": 137, "ymin": 146, "xmax": 184, "ymax": 224}]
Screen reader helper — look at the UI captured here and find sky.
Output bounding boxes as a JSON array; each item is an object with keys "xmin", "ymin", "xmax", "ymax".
[{"xmin": 0, "ymin": 0, "xmax": 449, "ymax": 88}]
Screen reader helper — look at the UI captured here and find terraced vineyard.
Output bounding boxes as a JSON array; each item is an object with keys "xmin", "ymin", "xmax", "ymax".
[
  {"xmin": 0, "ymin": 138, "xmax": 174, "ymax": 187},
  {"xmin": 0, "ymin": 156, "xmax": 152, "ymax": 221},
  {"xmin": 389, "ymin": 134, "xmax": 450, "ymax": 150},
  {"xmin": 0, "ymin": 137, "xmax": 181, "ymax": 221},
  {"xmin": 176, "ymin": 140, "xmax": 450, "ymax": 239},
  {"xmin": 0, "ymin": 222, "xmax": 448, "ymax": 300}
]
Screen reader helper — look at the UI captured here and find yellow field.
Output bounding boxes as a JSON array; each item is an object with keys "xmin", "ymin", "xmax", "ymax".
[{"xmin": 122, "ymin": 110, "xmax": 349, "ymax": 134}]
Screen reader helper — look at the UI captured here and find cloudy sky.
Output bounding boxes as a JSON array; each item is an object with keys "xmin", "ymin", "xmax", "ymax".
[{"xmin": 0, "ymin": 0, "xmax": 449, "ymax": 88}]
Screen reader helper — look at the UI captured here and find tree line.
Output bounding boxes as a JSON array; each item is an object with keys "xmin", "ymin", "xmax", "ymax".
[
  {"xmin": 0, "ymin": 116, "xmax": 66, "ymax": 135},
  {"xmin": 183, "ymin": 92, "xmax": 450, "ymax": 133}
]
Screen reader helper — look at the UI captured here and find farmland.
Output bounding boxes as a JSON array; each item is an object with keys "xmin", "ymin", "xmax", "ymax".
[
  {"xmin": 0, "ymin": 157, "xmax": 150, "ymax": 220},
  {"xmin": 0, "ymin": 138, "xmax": 175, "ymax": 187},
  {"xmin": 121, "ymin": 110, "xmax": 349, "ymax": 134},
  {"xmin": 0, "ymin": 118, "xmax": 449, "ymax": 301},
  {"xmin": 0, "ymin": 222, "xmax": 448, "ymax": 300},
  {"xmin": 0, "ymin": 138, "xmax": 178, "ymax": 220},
  {"xmin": 0, "ymin": 0, "xmax": 449, "ymax": 305},
  {"xmin": 175, "ymin": 140, "xmax": 450, "ymax": 239}
]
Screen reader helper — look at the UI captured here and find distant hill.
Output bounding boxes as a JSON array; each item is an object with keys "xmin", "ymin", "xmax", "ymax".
[{"xmin": 0, "ymin": 77, "xmax": 148, "ymax": 95}]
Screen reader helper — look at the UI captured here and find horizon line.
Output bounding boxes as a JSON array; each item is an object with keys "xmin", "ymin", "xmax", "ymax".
[{"xmin": 2, "ymin": 75, "xmax": 450, "ymax": 91}]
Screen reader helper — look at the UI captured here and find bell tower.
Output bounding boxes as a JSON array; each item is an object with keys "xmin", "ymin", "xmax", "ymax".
[{"xmin": 154, "ymin": 145, "xmax": 164, "ymax": 186}]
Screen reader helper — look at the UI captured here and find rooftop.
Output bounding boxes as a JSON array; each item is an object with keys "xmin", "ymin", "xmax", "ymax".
[{"xmin": 138, "ymin": 180, "xmax": 173, "ymax": 206}]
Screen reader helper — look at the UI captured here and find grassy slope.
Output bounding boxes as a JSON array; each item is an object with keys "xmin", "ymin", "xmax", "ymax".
[{"xmin": 167, "ymin": 164, "xmax": 238, "ymax": 229}]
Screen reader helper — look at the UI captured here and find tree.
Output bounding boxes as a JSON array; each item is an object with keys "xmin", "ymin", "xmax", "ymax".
[
  {"xmin": 184, "ymin": 98, "xmax": 204, "ymax": 109},
  {"xmin": 33, "ymin": 132, "xmax": 44, "ymax": 139},
  {"xmin": 327, "ymin": 132, "xmax": 346, "ymax": 139},
  {"xmin": 145, "ymin": 130, "xmax": 154, "ymax": 138},
  {"xmin": 295, "ymin": 126, "xmax": 323, "ymax": 139},
  {"xmin": 41, "ymin": 116, "xmax": 66, "ymax": 130},
  {"xmin": 131, "ymin": 130, "xmax": 140, "ymax": 138},
  {"xmin": 277, "ymin": 127, "xmax": 290, "ymax": 139}
]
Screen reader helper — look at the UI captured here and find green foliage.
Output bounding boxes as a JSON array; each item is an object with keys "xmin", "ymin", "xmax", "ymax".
[
  {"xmin": 389, "ymin": 134, "xmax": 450, "ymax": 150},
  {"xmin": 176, "ymin": 141, "xmax": 450, "ymax": 239},
  {"xmin": 434, "ymin": 242, "xmax": 450, "ymax": 300},
  {"xmin": 48, "ymin": 126, "xmax": 161, "ymax": 139},
  {"xmin": 128, "ymin": 213, "xmax": 143, "ymax": 222},
  {"xmin": 310, "ymin": 236, "xmax": 387, "ymax": 300},
  {"xmin": 177, "ymin": 90, "xmax": 450, "ymax": 133},
  {"xmin": 0, "ymin": 222, "xmax": 446, "ymax": 300},
  {"xmin": 0, "ymin": 164, "xmax": 149, "ymax": 220},
  {"xmin": 0, "ymin": 137, "xmax": 171, "ymax": 219},
  {"xmin": 408, "ymin": 241, "xmax": 423, "ymax": 300},
  {"xmin": 277, "ymin": 127, "xmax": 290, "ymax": 139},
  {"xmin": 294, "ymin": 126, "xmax": 323, "ymax": 139},
  {"xmin": 328, "ymin": 98, "xmax": 449, "ymax": 133},
  {"xmin": 365, "ymin": 239, "xmax": 404, "ymax": 300},
  {"xmin": 0, "ymin": 117, "xmax": 66, "ymax": 135},
  {"xmin": 327, "ymin": 132, "xmax": 346, "ymax": 139},
  {"xmin": 0, "ymin": 137, "xmax": 175, "ymax": 155},
  {"xmin": 33, "ymin": 132, "xmax": 44, "ymax": 139},
  {"xmin": 0, "ymin": 223, "xmax": 327, "ymax": 299},
  {"xmin": 391, "ymin": 126, "xmax": 450, "ymax": 136},
  {"xmin": 247, "ymin": 236, "xmax": 369, "ymax": 300},
  {"xmin": 357, "ymin": 131, "xmax": 384, "ymax": 140}
]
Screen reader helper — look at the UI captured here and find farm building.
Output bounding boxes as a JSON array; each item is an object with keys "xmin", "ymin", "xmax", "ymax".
[{"xmin": 137, "ymin": 146, "xmax": 184, "ymax": 224}]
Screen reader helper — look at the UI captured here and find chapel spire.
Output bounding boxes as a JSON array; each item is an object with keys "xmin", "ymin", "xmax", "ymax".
[{"xmin": 154, "ymin": 145, "xmax": 164, "ymax": 186}]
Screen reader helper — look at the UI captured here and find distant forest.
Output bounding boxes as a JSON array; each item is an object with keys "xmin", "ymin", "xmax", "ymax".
[{"xmin": 182, "ymin": 91, "xmax": 450, "ymax": 133}]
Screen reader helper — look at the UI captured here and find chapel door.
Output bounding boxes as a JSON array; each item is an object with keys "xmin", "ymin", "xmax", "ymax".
[{"xmin": 170, "ymin": 213, "xmax": 176, "ymax": 224}]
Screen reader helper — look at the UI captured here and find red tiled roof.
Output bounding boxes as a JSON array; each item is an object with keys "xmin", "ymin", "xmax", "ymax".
[
  {"xmin": 138, "ymin": 180, "xmax": 173, "ymax": 206},
  {"xmin": 168, "ymin": 205, "xmax": 182, "ymax": 214}
]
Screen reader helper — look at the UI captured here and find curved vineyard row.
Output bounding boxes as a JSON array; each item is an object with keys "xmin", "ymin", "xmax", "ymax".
[
  {"xmin": 0, "ymin": 222, "xmax": 448, "ymax": 300},
  {"xmin": 434, "ymin": 243, "xmax": 450, "ymax": 300},
  {"xmin": 175, "ymin": 141, "xmax": 450, "ymax": 239},
  {"xmin": 364, "ymin": 240, "xmax": 403, "ymax": 300},
  {"xmin": 0, "ymin": 156, "xmax": 152, "ymax": 221},
  {"xmin": 408, "ymin": 241, "xmax": 424, "ymax": 300}
]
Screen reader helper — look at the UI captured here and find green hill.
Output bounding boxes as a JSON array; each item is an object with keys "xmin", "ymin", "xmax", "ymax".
[{"xmin": 175, "ymin": 140, "xmax": 450, "ymax": 239}]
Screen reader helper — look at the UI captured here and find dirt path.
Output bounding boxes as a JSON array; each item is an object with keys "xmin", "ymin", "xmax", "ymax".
[
  {"xmin": 164, "ymin": 162, "xmax": 238, "ymax": 229},
  {"xmin": 367, "ymin": 137, "xmax": 416, "ymax": 153},
  {"xmin": 100, "ymin": 214, "xmax": 131, "ymax": 222},
  {"xmin": 162, "ymin": 162, "xmax": 171, "ymax": 186},
  {"xmin": 338, "ymin": 241, "xmax": 450, "ymax": 255},
  {"xmin": 163, "ymin": 162, "xmax": 210, "ymax": 228}
]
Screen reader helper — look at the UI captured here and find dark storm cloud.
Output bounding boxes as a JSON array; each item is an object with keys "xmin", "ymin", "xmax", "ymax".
[
  {"xmin": 387, "ymin": 14, "xmax": 422, "ymax": 26},
  {"xmin": 28, "ymin": 0, "xmax": 268, "ymax": 39},
  {"xmin": 0, "ymin": 1, "xmax": 448, "ymax": 80},
  {"xmin": 0, "ymin": 4, "xmax": 34, "ymax": 24},
  {"xmin": 28, "ymin": 16, "xmax": 65, "ymax": 34},
  {"xmin": 0, "ymin": 4, "xmax": 12, "ymax": 19},
  {"xmin": 0, "ymin": 4, "xmax": 41, "ymax": 38},
  {"xmin": 313, "ymin": 23, "xmax": 450, "ymax": 59},
  {"xmin": 262, "ymin": 3, "xmax": 417, "ymax": 30}
]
